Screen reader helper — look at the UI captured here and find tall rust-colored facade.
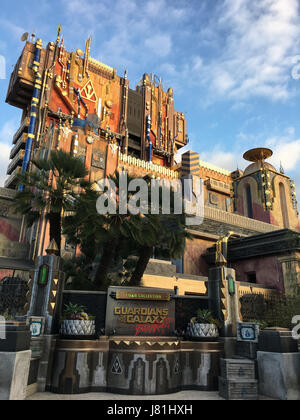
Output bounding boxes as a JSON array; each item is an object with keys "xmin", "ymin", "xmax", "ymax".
[
  {"xmin": 5, "ymin": 30, "xmax": 187, "ymax": 257},
  {"xmin": 5, "ymin": 32, "xmax": 187, "ymax": 191},
  {"xmin": 3, "ymin": 28, "xmax": 300, "ymax": 294}
]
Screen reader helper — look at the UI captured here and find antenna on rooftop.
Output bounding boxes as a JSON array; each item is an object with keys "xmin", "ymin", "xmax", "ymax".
[
  {"xmin": 31, "ymin": 29, "xmax": 36, "ymax": 43},
  {"xmin": 280, "ymin": 161, "xmax": 285, "ymax": 174}
]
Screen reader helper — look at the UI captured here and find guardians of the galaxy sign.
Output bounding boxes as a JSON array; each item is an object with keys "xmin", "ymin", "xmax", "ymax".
[{"xmin": 106, "ymin": 287, "xmax": 175, "ymax": 337}]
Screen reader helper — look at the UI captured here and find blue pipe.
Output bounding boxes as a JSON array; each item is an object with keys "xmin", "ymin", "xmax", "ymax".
[
  {"xmin": 66, "ymin": 58, "xmax": 71, "ymax": 82},
  {"xmin": 146, "ymin": 115, "xmax": 152, "ymax": 161},
  {"xmin": 74, "ymin": 88, "xmax": 89, "ymax": 119},
  {"xmin": 74, "ymin": 88, "xmax": 81, "ymax": 118},
  {"xmin": 19, "ymin": 39, "xmax": 43, "ymax": 191}
]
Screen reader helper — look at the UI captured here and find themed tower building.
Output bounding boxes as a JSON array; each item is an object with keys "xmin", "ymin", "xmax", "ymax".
[
  {"xmin": 5, "ymin": 29, "xmax": 187, "ymax": 191},
  {"xmin": 5, "ymin": 28, "xmax": 187, "ymax": 257},
  {"xmin": 3, "ymin": 27, "xmax": 299, "ymax": 292},
  {"xmin": 233, "ymin": 148, "xmax": 299, "ymax": 230}
]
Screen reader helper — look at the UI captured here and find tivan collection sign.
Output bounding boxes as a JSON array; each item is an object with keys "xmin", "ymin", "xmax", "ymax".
[
  {"xmin": 106, "ymin": 287, "xmax": 175, "ymax": 337},
  {"xmin": 115, "ymin": 290, "xmax": 171, "ymax": 301}
]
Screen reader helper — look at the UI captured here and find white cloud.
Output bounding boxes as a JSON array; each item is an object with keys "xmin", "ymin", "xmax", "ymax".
[
  {"xmin": 0, "ymin": 119, "xmax": 18, "ymax": 143},
  {"xmin": 205, "ymin": 0, "xmax": 300, "ymax": 101},
  {"xmin": 160, "ymin": 0, "xmax": 300, "ymax": 103},
  {"xmin": 0, "ymin": 19, "xmax": 25, "ymax": 41},
  {"xmin": 0, "ymin": 119, "xmax": 19, "ymax": 188},
  {"xmin": 201, "ymin": 146, "xmax": 244, "ymax": 171},
  {"xmin": 145, "ymin": 34, "xmax": 172, "ymax": 57},
  {"xmin": 266, "ymin": 136, "xmax": 300, "ymax": 172},
  {"xmin": 194, "ymin": 127, "xmax": 300, "ymax": 199},
  {"xmin": 0, "ymin": 142, "xmax": 11, "ymax": 187}
]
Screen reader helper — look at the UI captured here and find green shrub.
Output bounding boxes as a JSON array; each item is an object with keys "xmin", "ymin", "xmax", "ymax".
[
  {"xmin": 190, "ymin": 309, "xmax": 222, "ymax": 329},
  {"xmin": 240, "ymin": 288, "xmax": 300, "ymax": 330},
  {"xmin": 0, "ymin": 310, "xmax": 15, "ymax": 321}
]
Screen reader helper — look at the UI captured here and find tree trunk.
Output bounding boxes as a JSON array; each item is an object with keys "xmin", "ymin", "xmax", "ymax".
[
  {"xmin": 129, "ymin": 246, "xmax": 153, "ymax": 287},
  {"xmin": 94, "ymin": 238, "xmax": 118, "ymax": 291},
  {"xmin": 48, "ymin": 212, "xmax": 62, "ymax": 255}
]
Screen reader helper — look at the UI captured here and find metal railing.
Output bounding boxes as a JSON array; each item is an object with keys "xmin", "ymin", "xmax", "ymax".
[
  {"xmin": 204, "ymin": 206, "xmax": 279, "ymax": 233},
  {"xmin": 0, "ymin": 278, "xmax": 29, "ymax": 317}
]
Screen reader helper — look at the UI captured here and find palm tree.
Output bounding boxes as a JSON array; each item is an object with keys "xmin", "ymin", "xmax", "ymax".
[
  {"xmin": 63, "ymin": 170, "xmax": 193, "ymax": 290},
  {"xmin": 129, "ymin": 213, "xmax": 192, "ymax": 286},
  {"xmin": 14, "ymin": 150, "xmax": 88, "ymax": 255},
  {"xmin": 128, "ymin": 184, "xmax": 193, "ymax": 286},
  {"xmin": 63, "ymin": 171, "xmax": 152, "ymax": 290}
]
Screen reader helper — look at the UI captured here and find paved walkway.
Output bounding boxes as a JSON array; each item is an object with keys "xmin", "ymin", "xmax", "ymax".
[
  {"xmin": 27, "ymin": 391, "xmax": 223, "ymax": 400},
  {"xmin": 26, "ymin": 391, "xmax": 275, "ymax": 400}
]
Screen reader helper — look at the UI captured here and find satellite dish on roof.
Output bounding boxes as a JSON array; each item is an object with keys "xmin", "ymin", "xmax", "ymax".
[{"xmin": 21, "ymin": 32, "xmax": 29, "ymax": 42}]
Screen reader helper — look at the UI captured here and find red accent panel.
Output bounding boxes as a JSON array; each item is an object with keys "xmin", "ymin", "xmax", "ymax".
[{"xmin": 0, "ymin": 220, "xmax": 19, "ymax": 242}]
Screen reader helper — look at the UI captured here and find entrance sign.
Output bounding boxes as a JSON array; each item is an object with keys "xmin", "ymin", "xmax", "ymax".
[{"xmin": 106, "ymin": 286, "xmax": 175, "ymax": 336}]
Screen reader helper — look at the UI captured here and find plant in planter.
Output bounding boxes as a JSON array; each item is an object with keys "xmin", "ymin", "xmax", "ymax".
[
  {"xmin": 0, "ymin": 310, "xmax": 15, "ymax": 321},
  {"xmin": 60, "ymin": 303, "xmax": 96, "ymax": 337},
  {"xmin": 186, "ymin": 309, "xmax": 221, "ymax": 340}
]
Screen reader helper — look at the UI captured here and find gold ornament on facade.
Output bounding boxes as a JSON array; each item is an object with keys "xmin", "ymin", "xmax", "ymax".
[
  {"xmin": 81, "ymin": 79, "xmax": 97, "ymax": 103},
  {"xmin": 105, "ymin": 100, "xmax": 113, "ymax": 109}
]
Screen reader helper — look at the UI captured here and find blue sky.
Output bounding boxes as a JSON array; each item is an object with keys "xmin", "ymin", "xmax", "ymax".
[{"xmin": 0, "ymin": 0, "xmax": 300, "ymax": 198}]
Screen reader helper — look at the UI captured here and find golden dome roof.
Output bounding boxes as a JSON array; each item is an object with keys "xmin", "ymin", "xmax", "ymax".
[
  {"xmin": 243, "ymin": 147, "xmax": 276, "ymax": 175},
  {"xmin": 244, "ymin": 161, "xmax": 276, "ymax": 176}
]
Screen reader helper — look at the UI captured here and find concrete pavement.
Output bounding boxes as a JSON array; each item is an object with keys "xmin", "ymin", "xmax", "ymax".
[
  {"xmin": 26, "ymin": 391, "xmax": 276, "ymax": 400},
  {"xmin": 27, "ymin": 390, "xmax": 224, "ymax": 400}
]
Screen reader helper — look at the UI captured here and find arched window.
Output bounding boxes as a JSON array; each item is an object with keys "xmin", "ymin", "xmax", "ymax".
[
  {"xmin": 279, "ymin": 182, "xmax": 289, "ymax": 228},
  {"xmin": 245, "ymin": 184, "xmax": 253, "ymax": 219}
]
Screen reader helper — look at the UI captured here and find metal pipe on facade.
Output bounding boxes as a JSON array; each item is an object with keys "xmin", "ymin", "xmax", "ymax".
[
  {"xmin": 74, "ymin": 88, "xmax": 89, "ymax": 119},
  {"xmin": 146, "ymin": 114, "xmax": 152, "ymax": 162},
  {"xmin": 36, "ymin": 41, "xmax": 54, "ymax": 148},
  {"xmin": 19, "ymin": 38, "xmax": 43, "ymax": 191}
]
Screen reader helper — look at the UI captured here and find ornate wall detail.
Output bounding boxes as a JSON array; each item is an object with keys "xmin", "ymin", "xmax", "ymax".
[
  {"xmin": 289, "ymin": 179, "xmax": 298, "ymax": 212},
  {"xmin": 81, "ymin": 79, "xmax": 97, "ymax": 103},
  {"xmin": 92, "ymin": 151, "xmax": 106, "ymax": 169},
  {"xmin": 0, "ymin": 204, "xmax": 10, "ymax": 218},
  {"xmin": 109, "ymin": 142, "xmax": 119, "ymax": 156},
  {"xmin": 111, "ymin": 355, "xmax": 123, "ymax": 375}
]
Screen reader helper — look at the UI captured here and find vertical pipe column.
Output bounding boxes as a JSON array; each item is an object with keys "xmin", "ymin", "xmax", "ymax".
[
  {"xmin": 146, "ymin": 115, "xmax": 152, "ymax": 162},
  {"xmin": 19, "ymin": 38, "xmax": 43, "ymax": 191}
]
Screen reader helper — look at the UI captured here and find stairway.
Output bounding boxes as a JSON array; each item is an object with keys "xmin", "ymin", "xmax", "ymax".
[{"xmin": 218, "ymin": 358, "xmax": 258, "ymax": 400}]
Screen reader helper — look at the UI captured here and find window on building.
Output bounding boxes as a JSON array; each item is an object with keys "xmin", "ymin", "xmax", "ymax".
[
  {"xmin": 225, "ymin": 198, "xmax": 231, "ymax": 212},
  {"xmin": 246, "ymin": 272, "xmax": 257, "ymax": 284},
  {"xmin": 245, "ymin": 184, "xmax": 253, "ymax": 219},
  {"xmin": 279, "ymin": 182, "xmax": 289, "ymax": 228},
  {"xmin": 209, "ymin": 193, "xmax": 218, "ymax": 208}
]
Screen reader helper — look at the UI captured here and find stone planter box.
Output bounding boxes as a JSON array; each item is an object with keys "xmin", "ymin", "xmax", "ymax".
[
  {"xmin": 219, "ymin": 377, "xmax": 258, "ymax": 400},
  {"xmin": 258, "ymin": 329, "xmax": 298, "ymax": 353},
  {"xmin": 0, "ymin": 322, "xmax": 31, "ymax": 400},
  {"xmin": 60, "ymin": 320, "xmax": 95, "ymax": 337},
  {"xmin": 258, "ymin": 351, "xmax": 300, "ymax": 400},
  {"xmin": 220, "ymin": 358, "xmax": 256, "ymax": 380},
  {"xmin": 186, "ymin": 323, "xmax": 219, "ymax": 340},
  {"xmin": 0, "ymin": 322, "xmax": 31, "ymax": 352}
]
